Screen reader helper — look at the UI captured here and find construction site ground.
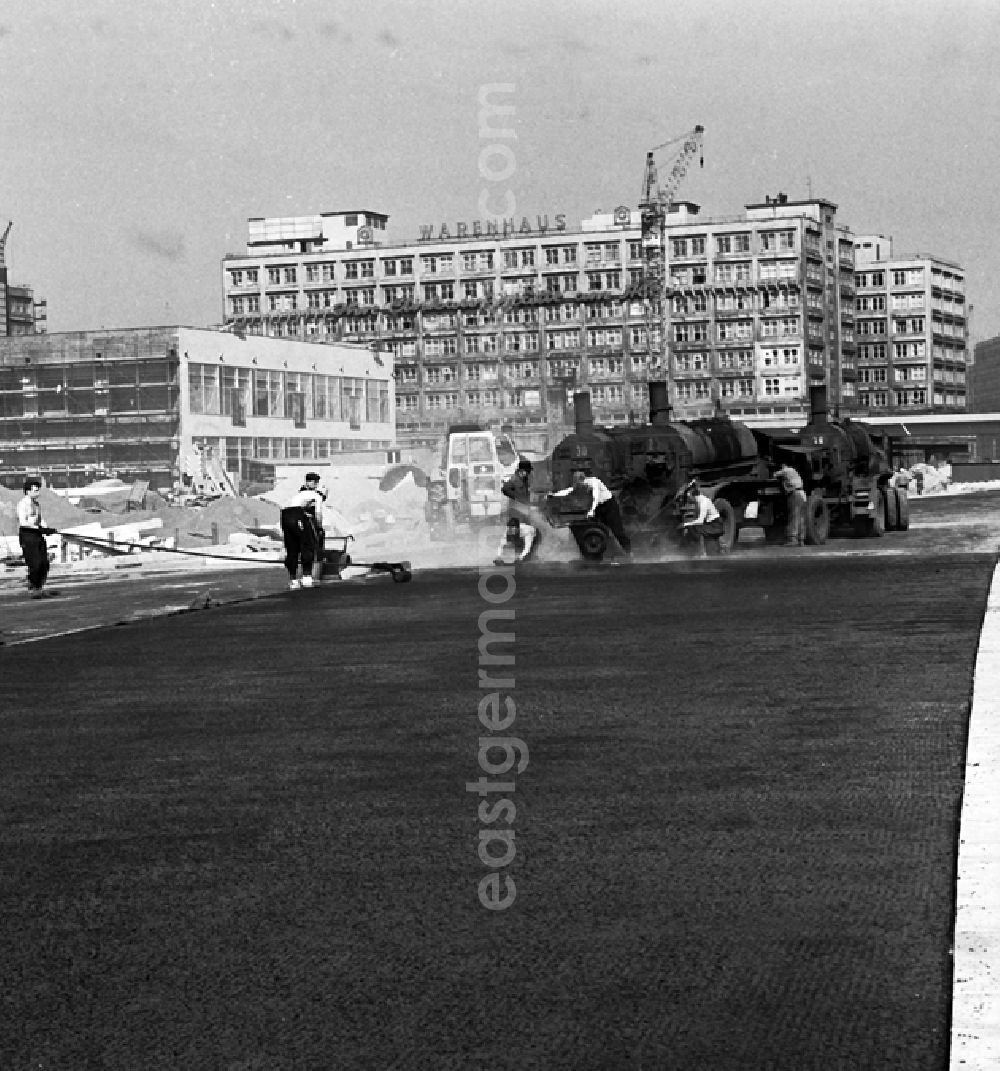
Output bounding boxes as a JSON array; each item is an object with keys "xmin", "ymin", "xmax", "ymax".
[{"xmin": 0, "ymin": 490, "xmax": 998, "ymax": 1068}]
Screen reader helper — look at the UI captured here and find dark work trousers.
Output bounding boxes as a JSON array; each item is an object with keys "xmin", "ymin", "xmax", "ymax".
[
  {"xmin": 280, "ymin": 507, "xmax": 321, "ymax": 580},
  {"xmin": 786, "ymin": 489, "xmax": 807, "ymax": 544},
  {"xmin": 594, "ymin": 498, "xmax": 632, "ymax": 554},
  {"xmin": 19, "ymin": 527, "xmax": 50, "ymax": 590}
]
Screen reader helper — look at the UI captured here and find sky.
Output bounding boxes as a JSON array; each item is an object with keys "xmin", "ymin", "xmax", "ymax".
[{"xmin": 2, "ymin": 0, "xmax": 998, "ymax": 340}]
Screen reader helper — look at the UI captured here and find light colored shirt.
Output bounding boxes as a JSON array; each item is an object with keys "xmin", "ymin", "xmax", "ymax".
[
  {"xmin": 497, "ymin": 521, "xmax": 537, "ymax": 560},
  {"xmin": 290, "ymin": 487, "xmax": 326, "ymax": 527},
  {"xmin": 551, "ymin": 476, "xmax": 612, "ymax": 517},
  {"xmin": 776, "ymin": 465, "xmax": 803, "ymax": 492},
  {"xmin": 17, "ymin": 493, "xmax": 42, "ymax": 529},
  {"xmin": 683, "ymin": 494, "xmax": 720, "ymax": 527}
]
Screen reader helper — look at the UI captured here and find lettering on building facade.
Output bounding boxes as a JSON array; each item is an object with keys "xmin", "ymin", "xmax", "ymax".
[{"xmin": 419, "ymin": 215, "xmax": 567, "ymax": 242}]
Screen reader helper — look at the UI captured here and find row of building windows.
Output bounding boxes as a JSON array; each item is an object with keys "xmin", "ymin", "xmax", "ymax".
[
  {"xmin": 195, "ymin": 435, "xmax": 394, "ymax": 468},
  {"xmin": 186, "ymin": 364, "xmax": 391, "ymax": 426},
  {"xmin": 237, "ymin": 256, "xmax": 938, "ymax": 304},
  {"xmin": 856, "ymin": 390, "xmax": 966, "ymax": 407},
  {"xmin": 0, "ymin": 384, "xmax": 175, "ymax": 418}
]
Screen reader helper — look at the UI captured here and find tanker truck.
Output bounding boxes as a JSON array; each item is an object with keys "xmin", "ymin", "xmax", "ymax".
[
  {"xmin": 544, "ymin": 382, "xmax": 908, "ymax": 562},
  {"xmin": 545, "ymin": 382, "xmax": 774, "ymax": 561},
  {"xmin": 759, "ymin": 384, "xmax": 908, "ymax": 542}
]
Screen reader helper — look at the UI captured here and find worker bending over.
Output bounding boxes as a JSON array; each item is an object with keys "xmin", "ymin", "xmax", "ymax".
[
  {"xmin": 281, "ymin": 471, "xmax": 328, "ymax": 589},
  {"xmin": 550, "ymin": 469, "xmax": 632, "ymax": 556},
  {"xmin": 678, "ymin": 480, "xmax": 725, "ymax": 558},
  {"xmin": 774, "ymin": 462, "xmax": 807, "ymax": 546},
  {"xmin": 494, "ymin": 516, "xmax": 539, "ymax": 566}
]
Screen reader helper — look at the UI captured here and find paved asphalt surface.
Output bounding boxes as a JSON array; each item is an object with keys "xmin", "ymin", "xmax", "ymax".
[
  {"xmin": 1, "ymin": 489, "xmax": 997, "ymax": 646},
  {"xmin": 0, "ymin": 492, "xmax": 997, "ymax": 1069}
]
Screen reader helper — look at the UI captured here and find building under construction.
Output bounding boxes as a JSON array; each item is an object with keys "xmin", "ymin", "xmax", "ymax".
[
  {"xmin": 0, "ymin": 327, "xmax": 395, "ymax": 490},
  {"xmin": 0, "ymin": 221, "xmax": 47, "ymax": 337}
]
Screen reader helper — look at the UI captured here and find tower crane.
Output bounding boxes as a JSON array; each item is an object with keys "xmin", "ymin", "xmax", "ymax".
[
  {"xmin": 0, "ymin": 221, "xmax": 12, "ymax": 267},
  {"xmin": 638, "ymin": 125, "xmax": 704, "ymax": 384}
]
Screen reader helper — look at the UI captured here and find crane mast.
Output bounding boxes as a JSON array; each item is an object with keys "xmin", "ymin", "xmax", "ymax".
[
  {"xmin": 0, "ymin": 221, "xmax": 12, "ymax": 267},
  {"xmin": 638, "ymin": 125, "xmax": 704, "ymax": 388}
]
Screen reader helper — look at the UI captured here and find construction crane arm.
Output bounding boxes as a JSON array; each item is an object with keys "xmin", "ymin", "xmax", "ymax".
[{"xmin": 640, "ymin": 126, "xmax": 704, "ymax": 210}]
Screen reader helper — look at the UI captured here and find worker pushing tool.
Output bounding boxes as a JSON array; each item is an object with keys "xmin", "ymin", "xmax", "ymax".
[
  {"xmin": 549, "ymin": 469, "xmax": 632, "ymax": 557},
  {"xmin": 17, "ymin": 476, "xmax": 59, "ymax": 598},
  {"xmin": 494, "ymin": 457, "xmax": 542, "ymax": 564},
  {"xmin": 280, "ymin": 472, "xmax": 327, "ymax": 589},
  {"xmin": 677, "ymin": 479, "xmax": 725, "ymax": 558}
]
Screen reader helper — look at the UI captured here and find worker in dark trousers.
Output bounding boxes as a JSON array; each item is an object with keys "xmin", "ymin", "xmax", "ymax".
[
  {"xmin": 502, "ymin": 458, "xmax": 534, "ymax": 519},
  {"xmin": 550, "ymin": 469, "xmax": 632, "ymax": 556},
  {"xmin": 17, "ymin": 476, "xmax": 57, "ymax": 598},
  {"xmin": 775, "ymin": 462, "xmax": 807, "ymax": 546},
  {"xmin": 280, "ymin": 472, "xmax": 327, "ymax": 589},
  {"xmin": 496, "ymin": 457, "xmax": 541, "ymax": 562},
  {"xmin": 678, "ymin": 479, "xmax": 725, "ymax": 558}
]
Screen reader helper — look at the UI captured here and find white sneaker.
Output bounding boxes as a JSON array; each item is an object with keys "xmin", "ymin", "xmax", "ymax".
[
  {"xmin": 288, "ymin": 579, "xmax": 302, "ymax": 590},
  {"xmin": 300, "ymin": 575, "xmax": 314, "ymax": 588}
]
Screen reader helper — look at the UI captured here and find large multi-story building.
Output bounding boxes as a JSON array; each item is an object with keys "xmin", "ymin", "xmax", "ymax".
[
  {"xmin": 0, "ymin": 327, "xmax": 393, "ymax": 489},
  {"xmin": 853, "ymin": 235, "xmax": 968, "ymax": 412},
  {"xmin": 222, "ymin": 196, "xmax": 864, "ymax": 450}
]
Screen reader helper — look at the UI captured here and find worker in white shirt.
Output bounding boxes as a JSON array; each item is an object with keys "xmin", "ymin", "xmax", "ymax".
[
  {"xmin": 678, "ymin": 480, "xmax": 725, "ymax": 558},
  {"xmin": 774, "ymin": 462, "xmax": 807, "ymax": 546},
  {"xmin": 280, "ymin": 471, "xmax": 328, "ymax": 589},
  {"xmin": 17, "ymin": 476, "xmax": 57, "ymax": 598},
  {"xmin": 550, "ymin": 469, "xmax": 632, "ymax": 555}
]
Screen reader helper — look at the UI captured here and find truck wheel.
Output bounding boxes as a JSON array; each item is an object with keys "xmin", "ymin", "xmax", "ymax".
[
  {"xmin": 883, "ymin": 485, "xmax": 899, "ymax": 530},
  {"xmin": 894, "ymin": 488, "xmax": 910, "ymax": 530},
  {"xmin": 804, "ymin": 492, "xmax": 830, "ymax": 545},
  {"xmin": 715, "ymin": 498, "xmax": 737, "ymax": 554},
  {"xmin": 575, "ymin": 524, "xmax": 609, "ymax": 562},
  {"xmin": 866, "ymin": 490, "xmax": 886, "ymax": 537}
]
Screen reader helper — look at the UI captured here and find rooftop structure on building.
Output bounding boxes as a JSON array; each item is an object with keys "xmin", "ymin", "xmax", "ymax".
[
  {"xmin": 247, "ymin": 211, "xmax": 390, "ymax": 255},
  {"xmin": 0, "ymin": 327, "xmax": 394, "ymax": 490}
]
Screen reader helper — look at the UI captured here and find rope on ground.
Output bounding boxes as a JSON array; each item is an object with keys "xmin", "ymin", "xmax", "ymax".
[{"xmin": 51, "ymin": 528, "xmax": 287, "ymax": 565}]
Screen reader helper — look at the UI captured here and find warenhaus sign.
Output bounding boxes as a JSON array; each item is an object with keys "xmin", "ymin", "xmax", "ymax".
[{"xmin": 418, "ymin": 214, "xmax": 568, "ymax": 242}]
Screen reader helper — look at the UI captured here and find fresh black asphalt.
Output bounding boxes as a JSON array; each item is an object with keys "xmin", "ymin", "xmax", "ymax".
[{"xmin": 0, "ymin": 549, "xmax": 993, "ymax": 1070}]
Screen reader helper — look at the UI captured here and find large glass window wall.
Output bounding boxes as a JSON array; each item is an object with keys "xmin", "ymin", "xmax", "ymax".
[{"xmin": 187, "ymin": 362, "xmax": 390, "ymax": 427}]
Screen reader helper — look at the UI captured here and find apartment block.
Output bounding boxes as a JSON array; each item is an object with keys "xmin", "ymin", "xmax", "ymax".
[{"xmin": 854, "ymin": 235, "xmax": 968, "ymax": 412}]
